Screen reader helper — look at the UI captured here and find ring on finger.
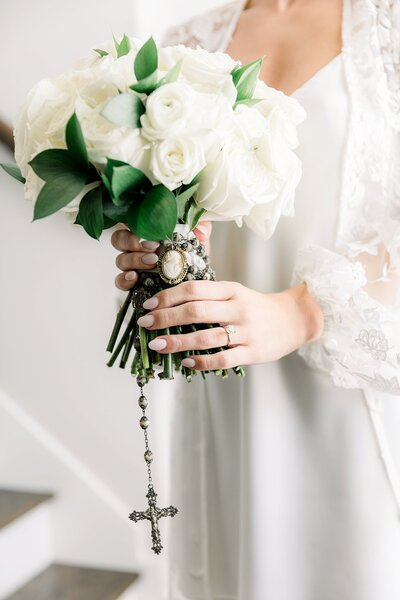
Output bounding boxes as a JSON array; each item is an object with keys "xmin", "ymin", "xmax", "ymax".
[{"xmin": 221, "ymin": 324, "xmax": 236, "ymax": 347}]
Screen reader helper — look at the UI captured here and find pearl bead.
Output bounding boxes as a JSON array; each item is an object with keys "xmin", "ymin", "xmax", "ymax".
[
  {"xmin": 138, "ymin": 395, "xmax": 148, "ymax": 409},
  {"xmin": 144, "ymin": 450, "xmax": 153, "ymax": 463},
  {"xmin": 140, "ymin": 416, "xmax": 149, "ymax": 429}
]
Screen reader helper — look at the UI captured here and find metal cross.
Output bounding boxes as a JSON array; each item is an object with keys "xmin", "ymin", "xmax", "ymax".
[{"xmin": 129, "ymin": 486, "xmax": 178, "ymax": 554}]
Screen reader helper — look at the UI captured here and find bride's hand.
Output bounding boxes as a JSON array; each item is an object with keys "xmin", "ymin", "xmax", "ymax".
[
  {"xmin": 111, "ymin": 223, "xmax": 212, "ymax": 291},
  {"xmin": 138, "ymin": 281, "xmax": 324, "ymax": 370}
]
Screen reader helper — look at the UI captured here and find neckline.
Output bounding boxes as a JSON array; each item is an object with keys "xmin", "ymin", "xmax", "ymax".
[
  {"xmin": 220, "ymin": 0, "xmax": 344, "ymax": 98},
  {"xmin": 290, "ymin": 53, "xmax": 342, "ymax": 97}
]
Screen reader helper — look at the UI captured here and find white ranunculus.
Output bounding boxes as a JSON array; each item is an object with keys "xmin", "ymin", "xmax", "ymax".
[
  {"xmin": 196, "ymin": 104, "xmax": 302, "ymax": 238},
  {"xmin": 150, "ymin": 136, "xmax": 206, "ymax": 191},
  {"xmin": 180, "ymin": 46, "xmax": 238, "ymax": 105},
  {"xmin": 141, "ymin": 82, "xmax": 197, "ymax": 141}
]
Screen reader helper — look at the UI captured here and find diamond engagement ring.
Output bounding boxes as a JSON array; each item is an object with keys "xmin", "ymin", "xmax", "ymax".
[{"xmin": 222, "ymin": 324, "xmax": 236, "ymax": 347}]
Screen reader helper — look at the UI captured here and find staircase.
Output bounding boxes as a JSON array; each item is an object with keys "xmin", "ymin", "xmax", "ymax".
[{"xmin": 0, "ymin": 489, "xmax": 138, "ymax": 600}]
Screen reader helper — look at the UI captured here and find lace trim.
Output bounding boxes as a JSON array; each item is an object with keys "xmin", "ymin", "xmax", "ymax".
[
  {"xmin": 337, "ymin": 0, "xmax": 400, "ymax": 262},
  {"xmin": 162, "ymin": 1, "xmax": 244, "ymax": 51}
]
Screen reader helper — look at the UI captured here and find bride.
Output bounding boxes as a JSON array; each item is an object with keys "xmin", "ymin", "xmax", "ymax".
[{"xmin": 112, "ymin": 1, "xmax": 400, "ymax": 598}]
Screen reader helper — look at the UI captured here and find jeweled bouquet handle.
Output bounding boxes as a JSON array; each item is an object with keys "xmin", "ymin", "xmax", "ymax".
[{"xmin": 1, "ymin": 35, "xmax": 305, "ymax": 553}]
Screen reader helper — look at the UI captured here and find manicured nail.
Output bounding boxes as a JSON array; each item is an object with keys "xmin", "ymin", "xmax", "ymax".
[
  {"xmin": 142, "ymin": 253, "xmax": 158, "ymax": 265},
  {"xmin": 148, "ymin": 338, "xmax": 167, "ymax": 351},
  {"xmin": 137, "ymin": 314, "xmax": 154, "ymax": 327},
  {"xmin": 181, "ymin": 357, "xmax": 196, "ymax": 368},
  {"xmin": 143, "ymin": 297, "xmax": 159, "ymax": 310},
  {"xmin": 195, "ymin": 223, "xmax": 208, "ymax": 236},
  {"xmin": 142, "ymin": 241, "xmax": 160, "ymax": 251},
  {"xmin": 125, "ymin": 271, "xmax": 137, "ymax": 281}
]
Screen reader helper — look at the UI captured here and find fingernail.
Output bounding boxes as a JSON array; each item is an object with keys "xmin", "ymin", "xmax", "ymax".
[
  {"xmin": 143, "ymin": 297, "xmax": 159, "ymax": 310},
  {"xmin": 137, "ymin": 314, "xmax": 154, "ymax": 327},
  {"xmin": 142, "ymin": 241, "xmax": 160, "ymax": 251},
  {"xmin": 195, "ymin": 223, "xmax": 208, "ymax": 236},
  {"xmin": 181, "ymin": 357, "xmax": 196, "ymax": 368},
  {"xmin": 148, "ymin": 338, "xmax": 167, "ymax": 351},
  {"xmin": 142, "ymin": 253, "xmax": 158, "ymax": 265},
  {"xmin": 125, "ymin": 271, "xmax": 137, "ymax": 281}
]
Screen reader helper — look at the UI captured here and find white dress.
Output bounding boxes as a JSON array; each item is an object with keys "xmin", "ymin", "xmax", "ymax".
[{"xmin": 163, "ymin": 2, "xmax": 400, "ymax": 599}]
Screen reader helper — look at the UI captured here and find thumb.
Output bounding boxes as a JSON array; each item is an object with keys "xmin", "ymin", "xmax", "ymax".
[{"xmin": 193, "ymin": 221, "xmax": 212, "ymax": 243}]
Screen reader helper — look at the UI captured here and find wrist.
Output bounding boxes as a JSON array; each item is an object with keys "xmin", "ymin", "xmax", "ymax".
[{"xmin": 281, "ymin": 283, "xmax": 324, "ymax": 347}]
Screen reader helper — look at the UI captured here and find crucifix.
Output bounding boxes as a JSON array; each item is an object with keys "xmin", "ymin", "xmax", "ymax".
[
  {"xmin": 129, "ymin": 383, "xmax": 178, "ymax": 554},
  {"xmin": 129, "ymin": 486, "xmax": 178, "ymax": 554}
]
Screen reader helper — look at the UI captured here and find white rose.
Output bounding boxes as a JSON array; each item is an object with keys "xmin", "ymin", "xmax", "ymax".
[
  {"xmin": 196, "ymin": 105, "xmax": 302, "ymax": 238},
  {"xmin": 14, "ymin": 42, "xmax": 149, "ymax": 210},
  {"xmin": 254, "ymin": 80, "xmax": 306, "ymax": 148},
  {"xmin": 180, "ymin": 46, "xmax": 238, "ymax": 105},
  {"xmin": 158, "ymin": 44, "xmax": 188, "ymax": 73},
  {"xmin": 150, "ymin": 136, "xmax": 206, "ymax": 191}
]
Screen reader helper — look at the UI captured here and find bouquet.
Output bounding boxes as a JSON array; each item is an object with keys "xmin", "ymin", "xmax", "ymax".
[{"xmin": 1, "ymin": 35, "xmax": 305, "ymax": 553}]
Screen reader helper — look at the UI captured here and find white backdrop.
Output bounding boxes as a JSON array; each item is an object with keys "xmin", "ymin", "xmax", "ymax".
[{"xmin": 0, "ymin": 0, "xmax": 223, "ymax": 595}]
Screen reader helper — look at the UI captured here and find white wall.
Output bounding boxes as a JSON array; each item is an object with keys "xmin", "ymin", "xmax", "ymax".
[{"xmin": 0, "ymin": 0, "xmax": 222, "ymax": 592}]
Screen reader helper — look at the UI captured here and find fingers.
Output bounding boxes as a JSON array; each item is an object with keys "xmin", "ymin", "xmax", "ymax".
[
  {"xmin": 181, "ymin": 346, "xmax": 247, "ymax": 371},
  {"xmin": 111, "ymin": 229, "xmax": 160, "ymax": 253},
  {"xmin": 137, "ymin": 300, "xmax": 239, "ymax": 330},
  {"xmin": 115, "ymin": 251, "xmax": 159, "ymax": 272},
  {"xmin": 193, "ymin": 221, "xmax": 212, "ymax": 243},
  {"xmin": 143, "ymin": 280, "xmax": 242, "ymax": 310},
  {"xmin": 148, "ymin": 326, "xmax": 244, "ymax": 354},
  {"xmin": 115, "ymin": 271, "xmax": 138, "ymax": 291}
]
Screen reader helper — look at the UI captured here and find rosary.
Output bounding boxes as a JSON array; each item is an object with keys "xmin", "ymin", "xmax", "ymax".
[{"xmin": 128, "ymin": 382, "xmax": 178, "ymax": 555}]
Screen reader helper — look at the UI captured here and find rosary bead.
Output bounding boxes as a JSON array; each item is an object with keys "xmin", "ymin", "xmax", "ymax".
[
  {"xmin": 144, "ymin": 450, "xmax": 153, "ymax": 463},
  {"xmin": 140, "ymin": 416, "xmax": 149, "ymax": 429},
  {"xmin": 138, "ymin": 395, "xmax": 148, "ymax": 409}
]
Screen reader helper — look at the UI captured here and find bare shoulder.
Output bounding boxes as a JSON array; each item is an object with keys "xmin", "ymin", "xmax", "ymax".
[{"xmin": 162, "ymin": 1, "xmax": 243, "ymax": 51}]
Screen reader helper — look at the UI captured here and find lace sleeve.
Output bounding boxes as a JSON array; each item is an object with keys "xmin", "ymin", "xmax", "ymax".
[
  {"xmin": 162, "ymin": 1, "xmax": 244, "ymax": 51},
  {"xmin": 292, "ymin": 0, "xmax": 400, "ymax": 396},
  {"xmin": 292, "ymin": 246, "xmax": 400, "ymax": 395}
]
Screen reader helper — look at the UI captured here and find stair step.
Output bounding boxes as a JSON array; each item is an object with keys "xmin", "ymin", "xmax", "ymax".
[
  {"xmin": 6, "ymin": 564, "xmax": 138, "ymax": 600},
  {"xmin": 0, "ymin": 489, "xmax": 52, "ymax": 530}
]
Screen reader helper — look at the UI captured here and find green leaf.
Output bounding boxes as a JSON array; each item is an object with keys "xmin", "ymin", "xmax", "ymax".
[
  {"xmin": 157, "ymin": 60, "xmax": 182, "ymax": 87},
  {"xmin": 106, "ymin": 158, "xmax": 127, "ymax": 180},
  {"xmin": 232, "ymin": 57, "xmax": 263, "ymax": 102},
  {"xmin": 103, "ymin": 215, "xmax": 117, "ymax": 229},
  {"xmin": 130, "ymin": 71, "xmax": 158, "ymax": 95},
  {"xmin": 1, "ymin": 162, "xmax": 26, "ymax": 183},
  {"xmin": 103, "ymin": 195, "xmax": 134, "ymax": 223},
  {"xmin": 100, "ymin": 171, "xmax": 112, "ymax": 196},
  {"xmin": 111, "ymin": 164, "xmax": 148, "ymax": 203},
  {"xmin": 101, "ymin": 93, "xmax": 145, "ymax": 128},
  {"xmin": 29, "ymin": 149, "xmax": 84, "ymax": 181},
  {"xmin": 176, "ymin": 183, "xmax": 199, "ymax": 222},
  {"xmin": 134, "ymin": 37, "xmax": 158, "ymax": 81},
  {"xmin": 127, "ymin": 185, "xmax": 177, "ymax": 241},
  {"xmin": 113, "ymin": 34, "xmax": 132, "ymax": 58},
  {"xmin": 94, "ymin": 48, "xmax": 109, "ymax": 58},
  {"xmin": 33, "ymin": 173, "xmax": 86, "ymax": 220},
  {"xmin": 66, "ymin": 113, "xmax": 89, "ymax": 168},
  {"xmin": 74, "ymin": 186, "xmax": 104, "ymax": 239},
  {"xmin": 185, "ymin": 201, "xmax": 205, "ymax": 231}
]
